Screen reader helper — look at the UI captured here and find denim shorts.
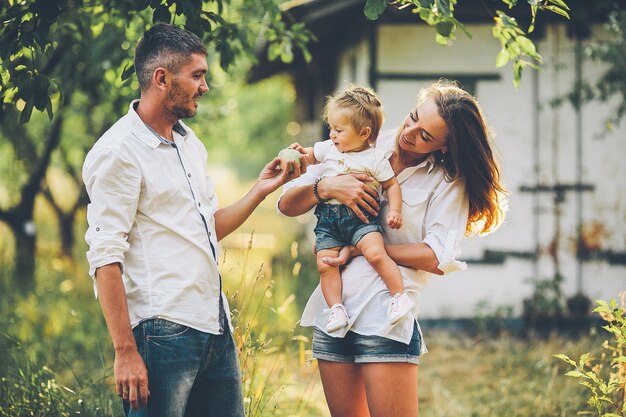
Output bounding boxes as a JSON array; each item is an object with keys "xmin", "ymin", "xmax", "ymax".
[
  {"xmin": 312, "ymin": 322, "xmax": 422, "ymax": 364},
  {"xmin": 313, "ymin": 203, "xmax": 383, "ymax": 252}
]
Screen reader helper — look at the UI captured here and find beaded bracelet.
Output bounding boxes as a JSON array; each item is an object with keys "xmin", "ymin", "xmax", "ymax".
[{"xmin": 313, "ymin": 177, "xmax": 327, "ymax": 203}]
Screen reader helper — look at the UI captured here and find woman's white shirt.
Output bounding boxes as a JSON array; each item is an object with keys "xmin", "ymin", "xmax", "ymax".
[{"xmin": 278, "ymin": 129, "xmax": 470, "ymax": 346}]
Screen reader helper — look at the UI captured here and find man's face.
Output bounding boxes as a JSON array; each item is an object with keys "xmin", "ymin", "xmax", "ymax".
[{"xmin": 165, "ymin": 53, "xmax": 209, "ymax": 119}]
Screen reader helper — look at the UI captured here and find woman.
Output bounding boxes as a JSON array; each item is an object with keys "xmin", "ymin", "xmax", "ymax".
[{"xmin": 278, "ymin": 80, "xmax": 508, "ymax": 417}]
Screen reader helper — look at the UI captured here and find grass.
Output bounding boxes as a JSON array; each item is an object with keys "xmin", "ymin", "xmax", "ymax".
[
  {"xmin": 0, "ymin": 238, "xmax": 599, "ymax": 417},
  {"xmin": 0, "ymin": 167, "xmax": 600, "ymax": 417},
  {"xmin": 0, "ymin": 258, "xmax": 597, "ymax": 417},
  {"xmin": 419, "ymin": 332, "xmax": 594, "ymax": 417}
]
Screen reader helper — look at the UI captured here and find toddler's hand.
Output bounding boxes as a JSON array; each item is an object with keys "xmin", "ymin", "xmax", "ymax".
[
  {"xmin": 289, "ymin": 143, "xmax": 307, "ymax": 154},
  {"xmin": 387, "ymin": 209, "xmax": 402, "ymax": 229}
]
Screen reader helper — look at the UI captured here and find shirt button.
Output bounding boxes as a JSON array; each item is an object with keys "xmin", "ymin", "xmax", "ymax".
[
  {"xmin": 188, "ymin": 173, "xmax": 191, "ymax": 177},
  {"xmin": 197, "ymin": 202, "xmax": 201, "ymax": 207},
  {"xmin": 96, "ymin": 227, "xmax": 100, "ymax": 232}
]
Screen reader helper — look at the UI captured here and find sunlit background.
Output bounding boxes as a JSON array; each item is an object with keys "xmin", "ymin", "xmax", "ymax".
[{"xmin": 1, "ymin": 1, "xmax": 624, "ymax": 416}]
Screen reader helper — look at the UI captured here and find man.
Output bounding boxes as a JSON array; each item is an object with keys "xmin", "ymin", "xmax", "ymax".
[{"xmin": 83, "ymin": 23, "xmax": 303, "ymax": 417}]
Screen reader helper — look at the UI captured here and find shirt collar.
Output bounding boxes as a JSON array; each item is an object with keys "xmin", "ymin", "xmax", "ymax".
[
  {"xmin": 425, "ymin": 154, "xmax": 437, "ymax": 174},
  {"xmin": 127, "ymin": 100, "xmax": 189, "ymax": 149},
  {"xmin": 396, "ymin": 154, "xmax": 437, "ymax": 184}
]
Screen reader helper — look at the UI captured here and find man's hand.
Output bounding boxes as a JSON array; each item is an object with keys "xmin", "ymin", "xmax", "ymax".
[
  {"xmin": 255, "ymin": 155, "xmax": 307, "ymax": 198},
  {"xmin": 317, "ymin": 174, "xmax": 380, "ymax": 223},
  {"xmin": 115, "ymin": 347, "xmax": 149, "ymax": 410}
]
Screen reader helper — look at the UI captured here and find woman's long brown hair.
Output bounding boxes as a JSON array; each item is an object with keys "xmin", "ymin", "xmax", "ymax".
[{"xmin": 424, "ymin": 80, "xmax": 509, "ymax": 236}]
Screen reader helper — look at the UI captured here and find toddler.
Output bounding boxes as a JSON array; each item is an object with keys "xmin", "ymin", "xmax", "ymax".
[{"xmin": 291, "ymin": 85, "xmax": 413, "ymax": 332}]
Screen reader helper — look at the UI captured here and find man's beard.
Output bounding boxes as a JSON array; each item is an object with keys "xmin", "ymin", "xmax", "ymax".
[{"xmin": 166, "ymin": 82, "xmax": 196, "ymax": 120}]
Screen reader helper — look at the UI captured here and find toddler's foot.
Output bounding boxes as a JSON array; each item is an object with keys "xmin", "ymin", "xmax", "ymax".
[
  {"xmin": 326, "ymin": 303, "xmax": 349, "ymax": 332},
  {"xmin": 388, "ymin": 292, "xmax": 413, "ymax": 324}
]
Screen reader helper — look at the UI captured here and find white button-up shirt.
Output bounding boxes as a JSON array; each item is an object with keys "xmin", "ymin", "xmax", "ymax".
[
  {"xmin": 83, "ymin": 101, "xmax": 228, "ymax": 334},
  {"xmin": 279, "ymin": 129, "xmax": 469, "ymax": 346}
]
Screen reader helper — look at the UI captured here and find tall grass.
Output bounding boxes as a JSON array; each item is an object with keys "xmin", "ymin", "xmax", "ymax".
[
  {"xmin": 0, "ymin": 218, "xmax": 603, "ymax": 417},
  {"xmin": 420, "ymin": 331, "xmax": 596, "ymax": 417},
  {"xmin": 0, "ymin": 237, "xmax": 326, "ymax": 417}
]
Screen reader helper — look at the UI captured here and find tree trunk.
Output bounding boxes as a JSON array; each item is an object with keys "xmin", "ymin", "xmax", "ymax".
[
  {"xmin": 9, "ymin": 220, "xmax": 36, "ymax": 294},
  {"xmin": 59, "ymin": 213, "xmax": 74, "ymax": 258}
]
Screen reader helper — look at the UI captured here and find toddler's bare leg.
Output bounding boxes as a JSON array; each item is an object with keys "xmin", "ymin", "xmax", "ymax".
[{"xmin": 317, "ymin": 247, "xmax": 342, "ymax": 307}]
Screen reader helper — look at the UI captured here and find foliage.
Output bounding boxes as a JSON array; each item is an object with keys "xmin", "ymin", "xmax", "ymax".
[
  {"xmin": 0, "ymin": 0, "xmax": 314, "ymax": 123},
  {"xmin": 555, "ymin": 293, "xmax": 626, "ymax": 417},
  {"xmin": 522, "ymin": 273, "xmax": 566, "ymax": 320},
  {"xmin": 580, "ymin": 8, "xmax": 626, "ymax": 129},
  {"xmin": 364, "ymin": 0, "xmax": 571, "ymax": 87},
  {"xmin": 192, "ymin": 73, "xmax": 298, "ymax": 180}
]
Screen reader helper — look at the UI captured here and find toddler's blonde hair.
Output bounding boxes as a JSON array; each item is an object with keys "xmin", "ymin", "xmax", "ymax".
[{"xmin": 323, "ymin": 85, "xmax": 384, "ymax": 146}]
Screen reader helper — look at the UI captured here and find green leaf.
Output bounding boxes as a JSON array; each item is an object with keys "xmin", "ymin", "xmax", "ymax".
[
  {"xmin": 579, "ymin": 352, "xmax": 590, "ymax": 367},
  {"xmin": 121, "ymin": 62, "xmax": 135, "ymax": 81},
  {"xmin": 45, "ymin": 96, "xmax": 53, "ymax": 120},
  {"xmin": 153, "ymin": 4, "xmax": 172, "ymax": 24},
  {"xmin": 516, "ymin": 36, "xmax": 537, "ymax": 55},
  {"xmin": 554, "ymin": 354, "xmax": 577, "ymax": 366},
  {"xmin": 280, "ymin": 42, "xmax": 293, "ymax": 63},
  {"xmin": 513, "ymin": 62, "xmax": 522, "ymax": 89},
  {"xmin": 545, "ymin": 5, "xmax": 570, "ymax": 19},
  {"xmin": 502, "ymin": 0, "xmax": 517, "ymax": 8},
  {"xmin": 436, "ymin": 0, "xmax": 451, "ymax": 16},
  {"xmin": 19, "ymin": 100, "xmax": 33, "ymax": 124},
  {"xmin": 268, "ymin": 43, "xmax": 281, "ymax": 61},
  {"xmin": 565, "ymin": 370, "xmax": 588, "ymax": 378},
  {"xmin": 495, "ymin": 49, "xmax": 510, "ymax": 67},
  {"xmin": 435, "ymin": 33, "xmax": 450, "ymax": 46},
  {"xmin": 548, "ymin": 0, "xmax": 570, "ymax": 11},
  {"xmin": 436, "ymin": 21, "xmax": 455, "ymax": 37},
  {"xmin": 364, "ymin": 0, "xmax": 388, "ymax": 21}
]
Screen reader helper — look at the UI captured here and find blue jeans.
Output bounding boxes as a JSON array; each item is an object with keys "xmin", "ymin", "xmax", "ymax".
[{"xmin": 124, "ymin": 318, "xmax": 244, "ymax": 417}]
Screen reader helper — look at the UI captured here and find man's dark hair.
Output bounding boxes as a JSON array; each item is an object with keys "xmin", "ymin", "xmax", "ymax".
[{"xmin": 134, "ymin": 23, "xmax": 207, "ymax": 91}]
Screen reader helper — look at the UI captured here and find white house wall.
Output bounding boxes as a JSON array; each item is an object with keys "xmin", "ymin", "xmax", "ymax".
[{"xmin": 332, "ymin": 23, "xmax": 625, "ymax": 318}]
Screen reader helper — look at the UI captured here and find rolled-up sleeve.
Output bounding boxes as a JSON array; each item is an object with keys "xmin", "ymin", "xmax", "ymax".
[
  {"xmin": 83, "ymin": 145, "xmax": 141, "ymax": 283},
  {"xmin": 422, "ymin": 178, "xmax": 469, "ymax": 274}
]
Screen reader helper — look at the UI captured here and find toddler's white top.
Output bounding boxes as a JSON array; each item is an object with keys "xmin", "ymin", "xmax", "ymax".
[{"xmin": 313, "ymin": 140, "xmax": 395, "ymax": 204}]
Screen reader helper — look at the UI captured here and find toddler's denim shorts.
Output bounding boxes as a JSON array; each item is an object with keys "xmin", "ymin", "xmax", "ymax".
[
  {"xmin": 312, "ymin": 322, "xmax": 422, "ymax": 365},
  {"xmin": 313, "ymin": 203, "xmax": 383, "ymax": 252}
]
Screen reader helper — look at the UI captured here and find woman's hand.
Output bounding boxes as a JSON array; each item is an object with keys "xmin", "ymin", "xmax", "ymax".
[
  {"xmin": 317, "ymin": 174, "xmax": 380, "ymax": 223},
  {"xmin": 322, "ymin": 245, "xmax": 361, "ymax": 266}
]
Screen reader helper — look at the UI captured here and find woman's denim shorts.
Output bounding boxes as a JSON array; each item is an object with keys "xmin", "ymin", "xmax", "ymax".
[{"xmin": 312, "ymin": 322, "xmax": 422, "ymax": 365}]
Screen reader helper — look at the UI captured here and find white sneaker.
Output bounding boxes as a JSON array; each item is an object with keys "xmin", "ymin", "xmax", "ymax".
[
  {"xmin": 326, "ymin": 304, "xmax": 349, "ymax": 332},
  {"xmin": 388, "ymin": 292, "xmax": 413, "ymax": 324}
]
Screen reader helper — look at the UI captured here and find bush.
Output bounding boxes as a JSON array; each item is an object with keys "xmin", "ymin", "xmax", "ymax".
[{"xmin": 555, "ymin": 292, "xmax": 626, "ymax": 417}]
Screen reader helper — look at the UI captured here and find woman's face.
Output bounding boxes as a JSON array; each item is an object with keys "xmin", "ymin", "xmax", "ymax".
[{"xmin": 399, "ymin": 96, "xmax": 448, "ymax": 157}]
